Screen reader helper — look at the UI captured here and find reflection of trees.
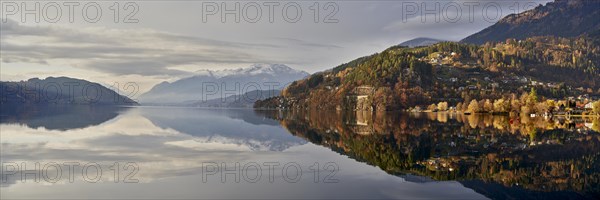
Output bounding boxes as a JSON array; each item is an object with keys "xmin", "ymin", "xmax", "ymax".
[
  {"xmin": 592, "ymin": 118, "xmax": 600, "ymax": 132},
  {"xmin": 260, "ymin": 110, "xmax": 600, "ymax": 197}
]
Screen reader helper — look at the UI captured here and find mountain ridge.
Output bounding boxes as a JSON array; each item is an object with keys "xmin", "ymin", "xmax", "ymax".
[
  {"xmin": 400, "ymin": 37, "xmax": 446, "ymax": 47},
  {"xmin": 461, "ymin": 0, "xmax": 600, "ymax": 45},
  {"xmin": 0, "ymin": 76, "xmax": 139, "ymax": 105}
]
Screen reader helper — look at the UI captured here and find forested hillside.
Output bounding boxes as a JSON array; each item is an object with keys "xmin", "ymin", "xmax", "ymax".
[{"xmin": 256, "ymin": 36, "xmax": 600, "ymax": 111}]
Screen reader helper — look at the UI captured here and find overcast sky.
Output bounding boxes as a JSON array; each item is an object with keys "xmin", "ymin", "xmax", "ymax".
[{"xmin": 0, "ymin": 0, "xmax": 552, "ymax": 93}]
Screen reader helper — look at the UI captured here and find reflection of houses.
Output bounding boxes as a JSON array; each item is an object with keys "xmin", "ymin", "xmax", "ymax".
[
  {"xmin": 556, "ymin": 98, "xmax": 592, "ymax": 115},
  {"xmin": 552, "ymin": 117, "xmax": 596, "ymax": 131},
  {"xmin": 350, "ymin": 126, "xmax": 374, "ymax": 135},
  {"xmin": 585, "ymin": 122, "xmax": 594, "ymax": 129},
  {"xmin": 429, "ymin": 58, "xmax": 441, "ymax": 65},
  {"xmin": 557, "ymin": 99, "xmax": 577, "ymax": 110},
  {"xmin": 354, "ymin": 111, "xmax": 370, "ymax": 126},
  {"xmin": 348, "ymin": 111, "xmax": 374, "ymax": 135},
  {"xmin": 547, "ymin": 82, "xmax": 558, "ymax": 88},
  {"xmin": 422, "ymin": 158, "xmax": 456, "ymax": 172}
]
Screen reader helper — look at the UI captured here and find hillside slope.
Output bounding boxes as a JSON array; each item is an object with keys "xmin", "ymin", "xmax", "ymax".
[
  {"xmin": 461, "ymin": 0, "xmax": 600, "ymax": 45},
  {"xmin": 256, "ymin": 37, "xmax": 600, "ymax": 111},
  {"xmin": 0, "ymin": 77, "xmax": 138, "ymax": 105},
  {"xmin": 400, "ymin": 37, "xmax": 446, "ymax": 47}
]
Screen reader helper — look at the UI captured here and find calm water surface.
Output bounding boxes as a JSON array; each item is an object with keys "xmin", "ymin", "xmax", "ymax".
[{"xmin": 1, "ymin": 106, "xmax": 598, "ymax": 199}]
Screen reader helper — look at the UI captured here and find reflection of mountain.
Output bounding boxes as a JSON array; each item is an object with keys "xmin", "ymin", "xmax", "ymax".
[
  {"xmin": 460, "ymin": 180, "xmax": 586, "ymax": 200},
  {"xmin": 0, "ymin": 105, "xmax": 128, "ymax": 130},
  {"xmin": 140, "ymin": 108, "xmax": 306, "ymax": 151},
  {"xmin": 188, "ymin": 90, "xmax": 280, "ymax": 108},
  {"xmin": 258, "ymin": 110, "xmax": 600, "ymax": 199}
]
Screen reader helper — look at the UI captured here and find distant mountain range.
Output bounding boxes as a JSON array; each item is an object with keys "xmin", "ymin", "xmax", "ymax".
[
  {"xmin": 186, "ymin": 90, "xmax": 280, "ymax": 108},
  {"xmin": 461, "ymin": 0, "xmax": 600, "ymax": 44},
  {"xmin": 138, "ymin": 64, "xmax": 309, "ymax": 104},
  {"xmin": 399, "ymin": 37, "xmax": 446, "ymax": 47},
  {"xmin": 0, "ymin": 77, "xmax": 138, "ymax": 106}
]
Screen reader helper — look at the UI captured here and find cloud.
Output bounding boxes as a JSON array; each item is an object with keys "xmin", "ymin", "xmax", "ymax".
[
  {"xmin": 270, "ymin": 37, "xmax": 343, "ymax": 49},
  {"xmin": 0, "ymin": 18, "xmax": 292, "ymax": 77},
  {"xmin": 381, "ymin": 0, "xmax": 553, "ymax": 41}
]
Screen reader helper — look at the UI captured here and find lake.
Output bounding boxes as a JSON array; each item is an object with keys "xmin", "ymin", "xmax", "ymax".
[{"xmin": 1, "ymin": 106, "xmax": 598, "ymax": 199}]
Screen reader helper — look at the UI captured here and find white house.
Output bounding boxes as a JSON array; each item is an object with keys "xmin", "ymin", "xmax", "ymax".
[{"xmin": 585, "ymin": 102, "xmax": 594, "ymax": 110}]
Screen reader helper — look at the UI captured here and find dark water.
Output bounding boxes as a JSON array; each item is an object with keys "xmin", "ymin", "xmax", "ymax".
[{"xmin": 1, "ymin": 106, "xmax": 598, "ymax": 199}]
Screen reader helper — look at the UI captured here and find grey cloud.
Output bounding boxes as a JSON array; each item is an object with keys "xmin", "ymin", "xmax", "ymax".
[
  {"xmin": 0, "ymin": 18, "xmax": 294, "ymax": 77},
  {"xmin": 270, "ymin": 37, "xmax": 343, "ymax": 49},
  {"xmin": 86, "ymin": 60, "xmax": 190, "ymax": 76},
  {"xmin": 380, "ymin": 0, "xmax": 552, "ymax": 41}
]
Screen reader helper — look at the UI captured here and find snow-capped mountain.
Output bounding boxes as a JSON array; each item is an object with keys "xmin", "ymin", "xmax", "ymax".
[
  {"xmin": 138, "ymin": 64, "xmax": 309, "ymax": 104},
  {"xmin": 195, "ymin": 64, "xmax": 305, "ymax": 78}
]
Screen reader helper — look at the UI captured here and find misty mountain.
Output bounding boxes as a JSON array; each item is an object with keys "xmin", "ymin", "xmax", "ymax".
[
  {"xmin": 399, "ymin": 37, "xmax": 446, "ymax": 47},
  {"xmin": 187, "ymin": 90, "xmax": 280, "ymax": 108},
  {"xmin": 138, "ymin": 64, "xmax": 309, "ymax": 104},
  {"xmin": 0, "ymin": 77, "xmax": 138, "ymax": 105},
  {"xmin": 461, "ymin": 0, "xmax": 600, "ymax": 45}
]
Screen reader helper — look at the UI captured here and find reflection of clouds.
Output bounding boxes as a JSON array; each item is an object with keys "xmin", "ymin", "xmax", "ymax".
[
  {"xmin": 140, "ymin": 108, "xmax": 306, "ymax": 151},
  {"xmin": 165, "ymin": 139, "xmax": 249, "ymax": 151},
  {"xmin": 0, "ymin": 108, "xmax": 303, "ymax": 187}
]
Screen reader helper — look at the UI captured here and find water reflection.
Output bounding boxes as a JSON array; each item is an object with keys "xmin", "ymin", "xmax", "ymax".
[
  {"xmin": 140, "ymin": 108, "xmax": 305, "ymax": 151},
  {"xmin": 0, "ymin": 105, "xmax": 129, "ymax": 130},
  {"xmin": 1, "ymin": 106, "xmax": 488, "ymax": 199},
  {"xmin": 257, "ymin": 110, "xmax": 600, "ymax": 199}
]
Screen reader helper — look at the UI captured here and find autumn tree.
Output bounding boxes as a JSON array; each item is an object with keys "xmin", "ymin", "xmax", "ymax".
[
  {"xmin": 493, "ymin": 99, "xmax": 510, "ymax": 113},
  {"xmin": 456, "ymin": 102, "xmax": 464, "ymax": 112},
  {"xmin": 535, "ymin": 103, "xmax": 549, "ymax": 114},
  {"xmin": 467, "ymin": 99, "xmax": 480, "ymax": 114},
  {"xmin": 546, "ymin": 100, "xmax": 557, "ymax": 113},
  {"xmin": 483, "ymin": 99, "xmax": 493, "ymax": 113},
  {"xmin": 437, "ymin": 102, "xmax": 448, "ymax": 111},
  {"xmin": 511, "ymin": 99, "xmax": 522, "ymax": 113},
  {"xmin": 529, "ymin": 88, "xmax": 538, "ymax": 104},
  {"xmin": 428, "ymin": 104, "xmax": 438, "ymax": 111},
  {"xmin": 594, "ymin": 101, "xmax": 600, "ymax": 115}
]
